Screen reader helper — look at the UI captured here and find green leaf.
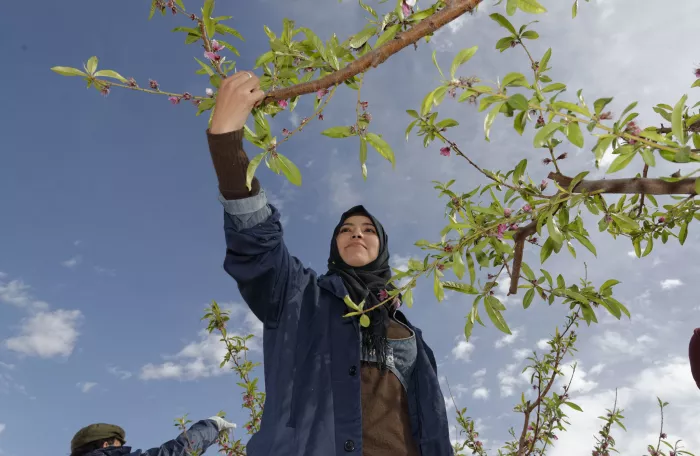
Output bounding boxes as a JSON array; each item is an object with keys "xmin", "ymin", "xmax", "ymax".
[
  {"xmin": 321, "ymin": 126, "xmax": 355, "ymax": 138},
  {"xmin": 540, "ymin": 237, "xmax": 554, "ymax": 263},
  {"xmin": 443, "ymin": 281, "xmax": 479, "ymax": 294},
  {"xmin": 366, "ymin": 132, "xmax": 395, "ymax": 167},
  {"xmin": 276, "ymin": 154, "xmax": 302, "ymax": 186},
  {"xmin": 518, "ymin": 0, "xmax": 547, "ymax": 14},
  {"xmin": 431, "ymin": 50, "xmax": 445, "ymax": 79},
  {"xmin": 547, "ymin": 215, "xmax": 563, "ymax": 247},
  {"xmin": 194, "ymin": 57, "xmax": 215, "ymax": 76},
  {"xmin": 359, "ymin": 314, "xmax": 370, "ymax": 327},
  {"xmin": 564, "ymin": 401, "xmax": 583, "ymax": 412},
  {"xmin": 148, "ymin": 0, "xmax": 157, "ymax": 19},
  {"xmin": 692, "ymin": 79, "xmax": 700, "ymax": 88},
  {"xmin": 521, "ymin": 262, "xmax": 535, "ymax": 280},
  {"xmin": 93, "ymin": 70, "xmax": 128, "ymax": 83},
  {"xmin": 673, "ymin": 94, "xmax": 688, "ymax": 145},
  {"xmin": 533, "ymin": 122, "xmax": 562, "ymax": 147},
  {"xmin": 434, "ymin": 273, "xmax": 445, "ymax": 302},
  {"xmin": 593, "ymin": 97, "xmax": 613, "ymax": 115},
  {"xmin": 600, "ymin": 279, "xmax": 620, "ymax": 292},
  {"xmin": 540, "ymin": 48, "xmax": 552, "ymax": 70},
  {"xmin": 450, "ymin": 46, "xmax": 478, "ymax": 79},
  {"xmin": 610, "ymin": 213, "xmax": 638, "ymax": 231},
  {"xmin": 553, "ymin": 101, "xmax": 590, "ymax": 116},
  {"xmin": 507, "ymin": 94, "xmax": 529, "ymax": 110},
  {"xmin": 466, "ymin": 252, "xmax": 476, "ymax": 284},
  {"xmin": 489, "ymin": 13, "xmax": 517, "ymax": 35},
  {"xmin": 566, "ymin": 122, "xmax": 584, "ymax": 148},
  {"xmin": 86, "ymin": 56, "xmax": 98, "ymax": 75},
  {"xmin": 51, "ymin": 66, "xmax": 87, "ymax": 77},
  {"xmin": 641, "ymin": 149, "xmax": 656, "ymax": 167},
  {"xmin": 572, "ymin": 0, "xmax": 578, "ymax": 17},
  {"xmin": 343, "ymin": 295, "xmax": 361, "ymax": 311},
  {"xmin": 452, "ymin": 252, "xmax": 466, "ymax": 279},
  {"xmin": 506, "ymin": 0, "xmax": 518, "ymax": 15},
  {"xmin": 514, "ymin": 110, "xmax": 527, "ymax": 135},
  {"xmin": 484, "ymin": 296, "xmax": 511, "ymax": 334},
  {"xmin": 606, "ymin": 150, "xmax": 637, "ymax": 174},
  {"xmin": 402, "ymin": 287, "xmax": 413, "ymax": 308},
  {"xmin": 570, "ymin": 232, "xmax": 597, "ymax": 256},
  {"xmin": 542, "ymin": 82, "xmax": 566, "ymax": 93},
  {"xmin": 246, "ymin": 152, "xmax": 266, "ymax": 191},
  {"xmin": 174, "ymin": 0, "xmax": 185, "ymax": 9},
  {"xmin": 375, "ymin": 24, "xmax": 400, "ymax": 48},
  {"xmin": 254, "ymin": 51, "xmax": 274, "ymax": 68},
  {"xmin": 520, "ymin": 30, "xmax": 539, "ymax": 40},
  {"xmin": 502, "ymin": 72, "xmax": 529, "ymax": 87},
  {"xmin": 484, "ymin": 102, "xmax": 503, "ymax": 141},
  {"xmin": 523, "ymin": 289, "xmax": 535, "ymax": 309},
  {"xmin": 202, "ymin": 0, "xmax": 216, "ymax": 39}
]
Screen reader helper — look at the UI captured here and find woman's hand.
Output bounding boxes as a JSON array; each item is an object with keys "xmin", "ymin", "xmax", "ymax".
[{"xmin": 210, "ymin": 71, "xmax": 265, "ymax": 134}]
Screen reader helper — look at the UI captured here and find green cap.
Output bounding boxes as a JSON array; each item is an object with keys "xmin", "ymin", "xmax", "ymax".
[{"xmin": 71, "ymin": 423, "xmax": 126, "ymax": 452}]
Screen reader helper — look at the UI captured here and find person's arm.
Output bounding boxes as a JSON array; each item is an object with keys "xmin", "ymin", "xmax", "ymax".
[
  {"xmin": 207, "ymin": 71, "xmax": 311, "ymax": 325},
  {"xmin": 134, "ymin": 419, "xmax": 221, "ymax": 456}
]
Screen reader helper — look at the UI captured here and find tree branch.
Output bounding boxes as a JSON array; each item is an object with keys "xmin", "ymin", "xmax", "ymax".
[
  {"xmin": 549, "ymin": 172, "xmax": 699, "ymax": 195},
  {"xmin": 262, "ymin": 0, "xmax": 482, "ymax": 104},
  {"xmin": 509, "ymin": 220, "xmax": 538, "ymax": 295}
]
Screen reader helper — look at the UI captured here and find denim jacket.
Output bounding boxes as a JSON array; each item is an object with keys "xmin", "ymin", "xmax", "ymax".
[{"xmin": 219, "ymin": 190, "xmax": 453, "ymax": 456}]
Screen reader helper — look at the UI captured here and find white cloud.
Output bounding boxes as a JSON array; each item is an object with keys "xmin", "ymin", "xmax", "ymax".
[
  {"xmin": 61, "ymin": 255, "xmax": 82, "ymax": 269},
  {"xmin": 0, "ymin": 279, "xmax": 49, "ymax": 311},
  {"xmin": 0, "ymin": 272, "xmax": 6, "ymax": 278},
  {"xmin": 497, "ymin": 362, "xmax": 525, "ymax": 397},
  {"xmin": 141, "ymin": 303, "xmax": 261, "ymax": 381},
  {"xmin": 326, "ymin": 171, "xmax": 359, "ymax": 212},
  {"xmin": 589, "ymin": 363, "xmax": 606, "ymax": 376},
  {"xmin": 660, "ymin": 279, "xmax": 683, "ymax": 290},
  {"xmin": 289, "ymin": 111, "xmax": 300, "ymax": 127},
  {"xmin": 4, "ymin": 310, "xmax": 82, "ymax": 358},
  {"xmin": 536, "ymin": 339, "xmax": 550, "ymax": 350},
  {"xmin": 94, "ymin": 266, "xmax": 116, "ymax": 277},
  {"xmin": 0, "ymin": 362, "xmax": 15, "ymax": 370},
  {"xmin": 595, "ymin": 331, "xmax": 656, "ymax": 357},
  {"xmin": 556, "ymin": 362, "xmax": 599, "ymax": 394},
  {"xmin": 77, "ymin": 382, "xmax": 97, "ymax": 393},
  {"xmin": 452, "ymin": 339, "xmax": 475, "ymax": 362},
  {"xmin": 472, "ymin": 368, "xmax": 486, "ymax": 378},
  {"xmin": 495, "ymin": 329, "xmax": 521, "ymax": 348},
  {"xmin": 0, "ymin": 423, "xmax": 5, "ymax": 434},
  {"xmin": 472, "ymin": 387, "xmax": 490, "ymax": 400},
  {"xmin": 513, "ymin": 348, "xmax": 531, "ymax": 361},
  {"xmin": 107, "ymin": 366, "xmax": 132, "ymax": 380},
  {"xmin": 73, "ymin": 240, "xmax": 82, "ymax": 246}
]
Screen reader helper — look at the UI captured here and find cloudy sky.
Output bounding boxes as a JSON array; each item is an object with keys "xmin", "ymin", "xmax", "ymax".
[{"xmin": 2, "ymin": 0, "xmax": 700, "ymax": 455}]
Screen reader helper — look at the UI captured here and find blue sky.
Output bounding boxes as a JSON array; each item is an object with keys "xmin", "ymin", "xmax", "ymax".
[{"xmin": 2, "ymin": 0, "xmax": 700, "ymax": 455}]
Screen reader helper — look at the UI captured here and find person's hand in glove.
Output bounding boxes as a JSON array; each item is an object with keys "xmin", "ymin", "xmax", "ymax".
[{"xmin": 208, "ymin": 416, "xmax": 237, "ymax": 433}]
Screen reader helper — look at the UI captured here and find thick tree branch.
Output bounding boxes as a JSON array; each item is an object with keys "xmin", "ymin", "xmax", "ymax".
[
  {"xmin": 549, "ymin": 172, "xmax": 699, "ymax": 195},
  {"xmin": 262, "ymin": 0, "xmax": 481, "ymax": 104},
  {"xmin": 509, "ymin": 220, "xmax": 538, "ymax": 295}
]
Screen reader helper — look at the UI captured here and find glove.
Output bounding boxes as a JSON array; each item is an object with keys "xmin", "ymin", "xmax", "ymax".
[{"xmin": 208, "ymin": 416, "xmax": 237, "ymax": 432}]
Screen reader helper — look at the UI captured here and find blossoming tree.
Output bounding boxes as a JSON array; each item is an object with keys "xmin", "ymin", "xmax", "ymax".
[{"xmin": 52, "ymin": 0, "xmax": 700, "ymax": 454}]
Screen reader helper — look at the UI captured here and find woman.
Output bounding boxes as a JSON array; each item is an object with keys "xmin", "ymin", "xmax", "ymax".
[{"xmin": 205, "ymin": 70, "xmax": 452, "ymax": 456}]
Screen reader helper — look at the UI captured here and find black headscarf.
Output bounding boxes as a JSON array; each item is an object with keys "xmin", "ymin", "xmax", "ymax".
[{"xmin": 328, "ymin": 205, "xmax": 395, "ymax": 371}]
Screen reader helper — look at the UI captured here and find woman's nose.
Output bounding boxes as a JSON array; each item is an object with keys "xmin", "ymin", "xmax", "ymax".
[{"xmin": 352, "ymin": 231, "xmax": 363, "ymax": 238}]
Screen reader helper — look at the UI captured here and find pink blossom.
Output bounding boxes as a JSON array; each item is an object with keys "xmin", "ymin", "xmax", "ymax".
[
  {"xmin": 318, "ymin": 113, "xmax": 324, "ymax": 120},
  {"xmin": 282, "ymin": 128, "xmax": 290, "ymax": 136},
  {"xmin": 695, "ymin": 67, "xmax": 700, "ymax": 79},
  {"xmin": 503, "ymin": 208, "xmax": 512, "ymax": 217},
  {"xmin": 149, "ymin": 79, "xmax": 159, "ymax": 90},
  {"xmin": 540, "ymin": 179, "xmax": 548, "ymax": 190},
  {"xmin": 658, "ymin": 216, "xmax": 666, "ymax": 223},
  {"xmin": 127, "ymin": 77, "xmax": 137, "ymax": 88},
  {"xmin": 100, "ymin": 86, "xmax": 110, "ymax": 97},
  {"xmin": 522, "ymin": 204, "xmax": 532, "ymax": 212},
  {"xmin": 360, "ymin": 101, "xmax": 369, "ymax": 111},
  {"xmin": 205, "ymin": 88, "xmax": 214, "ymax": 97},
  {"xmin": 211, "ymin": 40, "xmax": 224, "ymax": 52},
  {"xmin": 317, "ymin": 88, "xmax": 329, "ymax": 99},
  {"xmin": 191, "ymin": 99, "xmax": 202, "ymax": 107},
  {"xmin": 496, "ymin": 224, "xmax": 508, "ymax": 239},
  {"xmin": 169, "ymin": 96, "xmax": 180, "ymax": 105},
  {"xmin": 204, "ymin": 51, "xmax": 221, "ymax": 61},
  {"xmin": 440, "ymin": 146, "xmax": 451, "ymax": 157},
  {"xmin": 378, "ymin": 289, "xmax": 389, "ymax": 301},
  {"xmin": 625, "ymin": 120, "xmax": 641, "ymax": 144},
  {"xmin": 278, "ymin": 99, "xmax": 289, "ymax": 109},
  {"xmin": 509, "ymin": 223, "xmax": 518, "ymax": 230},
  {"xmin": 182, "ymin": 92, "xmax": 192, "ymax": 100},
  {"xmin": 401, "ymin": 0, "xmax": 411, "ymax": 17}
]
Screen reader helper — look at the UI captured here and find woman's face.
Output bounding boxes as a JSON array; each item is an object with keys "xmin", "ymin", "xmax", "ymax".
[{"xmin": 336, "ymin": 215, "xmax": 380, "ymax": 267}]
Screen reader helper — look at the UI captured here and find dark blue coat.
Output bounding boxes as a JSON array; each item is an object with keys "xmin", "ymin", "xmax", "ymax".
[
  {"xmin": 220, "ymin": 195, "xmax": 452, "ymax": 456},
  {"xmin": 84, "ymin": 419, "xmax": 219, "ymax": 456}
]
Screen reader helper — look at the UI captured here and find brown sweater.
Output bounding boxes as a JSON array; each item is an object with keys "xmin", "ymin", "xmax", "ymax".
[{"xmin": 206, "ymin": 129, "xmax": 419, "ymax": 455}]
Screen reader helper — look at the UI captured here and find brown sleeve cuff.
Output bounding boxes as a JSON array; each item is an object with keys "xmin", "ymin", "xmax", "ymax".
[{"xmin": 206, "ymin": 128, "xmax": 260, "ymax": 200}]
